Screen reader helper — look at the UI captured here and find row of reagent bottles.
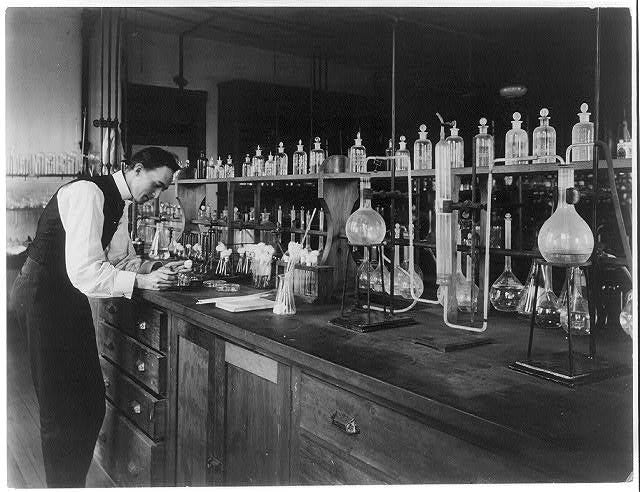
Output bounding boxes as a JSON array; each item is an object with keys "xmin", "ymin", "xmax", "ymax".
[{"xmin": 240, "ymin": 139, "xmax": 327, "ymax": 177}]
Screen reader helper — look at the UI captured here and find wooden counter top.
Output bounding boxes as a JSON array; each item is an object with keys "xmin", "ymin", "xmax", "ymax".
[{"xmin": 140, "ymin": 286, "xmax": 634, "ymax": 482}]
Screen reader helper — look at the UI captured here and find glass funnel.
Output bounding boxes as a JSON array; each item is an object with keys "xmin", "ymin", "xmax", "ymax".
[
  {"xmin": 413, "ymin": 124, "xmax": 432, "ymax": 170},
  {"xmin": 345, "ymin": 176, "xmax": 386, "ymax": 245},
  {"xmin": 293, "ymin": 140, "xmax": 308, "ymax": 175},
  {"xmin": 309, "ymin": 137, "xmax": 325, "ymax": 174},
  {"xmin": 489, "ymin": 213, "xmax": 524, "ymax": 311},
  {"xmin": 348, "ymin": 132, "xmax": 367, "ymax": 173},
  {"xmin": 505, "ymin": 112, "xmax": 529, "ymax": 165},
  {"xmin": 251, "ymin": 146, "xmax": 265, "ymax": 176},
  {"xmin": 537, "ymin": 188, "xmax": 594, "ymax": 265},
  {"xmin": 558, "ymin": 267, "xmax": 590, "ymax": 336},
  {"xmin": 533, "ymin": 108, "xmax": 556, "ymax": 163},
  {"xmin": 473, "ymin": 117, "xmax": 494, "ymax": 168},
  {"xmin": 395, "ymin": 136, "xmax": 411, "ymax": 171},
  {"xmin": 276, "ymin": 142, "xmax": 288, "ymax": 175},
  {"xmin": 571, "ymin": 103, "xmax": 594, "ymax": 162}
]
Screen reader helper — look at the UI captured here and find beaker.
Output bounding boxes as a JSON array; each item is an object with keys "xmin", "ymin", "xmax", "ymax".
[{"xmin": 273, "ymin": 273, "xmax": 296, "ymax": 315}]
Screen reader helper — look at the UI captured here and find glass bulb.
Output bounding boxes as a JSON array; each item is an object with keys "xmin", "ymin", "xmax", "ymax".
[{"xmin": 345, "ymin": 177, "xmax": 386, "ymax": 246}]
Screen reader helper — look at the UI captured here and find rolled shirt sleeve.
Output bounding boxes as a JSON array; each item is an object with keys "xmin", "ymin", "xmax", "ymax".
[{"xmin": 58, "ymin": 181, "xmax": 137, "ymax": 298}]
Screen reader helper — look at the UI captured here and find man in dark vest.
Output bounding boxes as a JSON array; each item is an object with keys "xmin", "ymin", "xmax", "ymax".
[{"xmin": 11, "ymin": 147, "xmax": 185, "ymax": 487}]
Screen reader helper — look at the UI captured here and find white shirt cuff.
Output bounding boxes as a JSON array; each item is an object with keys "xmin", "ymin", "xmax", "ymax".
[{"xmin": 114, "ymin": 270, "xmax": 137, "ymax": 299}]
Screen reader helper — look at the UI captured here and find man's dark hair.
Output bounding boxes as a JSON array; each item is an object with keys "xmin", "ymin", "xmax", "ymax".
[{"xmin": 128, "ymin": 147, "xmax": 181, "ymax": 173}]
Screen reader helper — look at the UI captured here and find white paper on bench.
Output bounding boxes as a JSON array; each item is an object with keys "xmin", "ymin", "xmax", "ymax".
[{"xmin": 195, "ymin": 291, "xmax": 275, "ymax": 305}]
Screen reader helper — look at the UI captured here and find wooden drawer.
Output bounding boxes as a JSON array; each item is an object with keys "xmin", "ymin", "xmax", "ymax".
[
  {"xmin": 297, "ymin": 433, "xmax": 385, "ymax": 485},
  {"xmin": 299, "ymin": 373, "xmax": 536, "ymax": 483},
  {"xmin": 95, "ymin": 400, "xmax": 165, "ymax": 487},
  {"xmin": 97, "ymin": 321, "xmax": 167, "ymax": 395},
  {"xmin": 99, "ymin": 299, "xmax": 167, "ymax": 353},
  {"xmin": 100, "ymin": 356, "xmax": 166, "ymax": 441}
]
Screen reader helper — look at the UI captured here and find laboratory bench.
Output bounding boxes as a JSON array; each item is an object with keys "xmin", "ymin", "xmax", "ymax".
[{"xmin": 92, "ymin": 286, "xmax": 634, "ymax": 486}]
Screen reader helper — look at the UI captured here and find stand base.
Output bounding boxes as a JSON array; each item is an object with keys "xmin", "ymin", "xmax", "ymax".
[
  {"xmin": 329, "ymin": 311, "xmax": 416, "ymax": 333},
  {"xmin": 509, "ymin": 352, "xmax": 629, "ymax": 387},
  {"xmin": 413, "ymin": 334, "xmax": 493, "ymax": 352}
]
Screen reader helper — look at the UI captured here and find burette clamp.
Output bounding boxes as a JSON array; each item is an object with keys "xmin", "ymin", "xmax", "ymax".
[{"xmin": 442, "ymin": 199, "xmax": 486, "ymax": 214}]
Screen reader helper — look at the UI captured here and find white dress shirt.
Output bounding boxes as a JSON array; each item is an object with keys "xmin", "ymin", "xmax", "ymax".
[{"xmin": 57, "ymin": 170, "xmax": 142, "ymax": 299}]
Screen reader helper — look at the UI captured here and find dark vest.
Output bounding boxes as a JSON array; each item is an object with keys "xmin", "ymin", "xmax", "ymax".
[{"xmin": 27, "ymin": 175, "xmax": 126, "ymax": 280}]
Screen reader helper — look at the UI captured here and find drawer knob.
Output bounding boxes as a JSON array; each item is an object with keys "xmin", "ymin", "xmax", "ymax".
[
  {"xmin": 138, "ymin": 321, "xmax": 147, "ymax": 331},
  {"xmin": 206, "ymin": 456, "xmax": 223, "ymax": 471},
  {"xmin": 103, "ymin": 378, "xmax": 110, "ymax": 388},
  {"xmin": 127, "ymin": 461, "xmax": 140, "ymax": 477},
  {"xmin": 105, "ymin": 304, "xmax": 117, "ymax": 314},
  {"xmin": 136, "ymin": 361, "xmax": 146, "ymax": 372},
  {"xmin": 331, "ymin": 411, "xmax": 359, "ymax": 435},
  {"xmin": 131, "ymin": 401, "xmax": 141, "ymax": 414}
]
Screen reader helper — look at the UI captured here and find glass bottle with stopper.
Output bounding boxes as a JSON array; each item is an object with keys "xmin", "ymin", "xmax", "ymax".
[
  {"xmin": 225, "ymin": 155, "xmax": 235, "ymax": 177},
  {"xmin": 489, "ymin": 213, "xmax": 524, "ymax": 312},
  {"xmin": 242, "ymin": 154, "xmax": 252, "ymax": 177},
  {"xmin": 293, "ymin": 140, "xmax": 307, "ymax": 175},
  {"xmin": 473, "ymin": 117, "xmax": 494, "ymax": 168},
  {"xmin": 571, "ymin": 102, "xmax": 594, "ymax": 162},
  {"xmin": 264, "ymin": 152, "xmax": 276, "ymax": 176},
  {"xmin": 206, "ymin": 156, "xmax": 216, "ymax": 179},
  {"xmin": 413, "ymin": 124, "xmax": 432, "ymax": 170},
  {"xmin": 348, "ymin": 132, "xmax": 367, "ymax": 173},
  {"xmin": 251, "ymin": 146, "xmax": 265, "ymax": 176},
  {"xmin": 345, "ymin": 175, "xmax": 386, "ymax": 246},
  {"xmin": 538, "ymin": 187, "xmax": 594, "ymax": 265},
  {"xmin": 533, "ymin": 108, "xmax": 556, "ymax": 163},
  {"xmin": 276, "ymin": 142, "xmax": 288, "ymax": 176},
  {"xmin": 505, "ymin": 112, "xmax": 529, "ymax": 165},
  {"xmin": 395, "ymin": 136, "xmax": 411, "ymax": 171},
  {"xmin": 446, "ymin": 122, "xmax": 464, "ymax": 168},
  {"xmin": 558, "ymin": 267, "xmax": 590, "ymax": 336},
  {"xmin": 214, "ymin": 156, "xmax": 223, "ymax": 179},
  {"xmin": 309, "ymin": 137, "xmax": 325, "ymax": 174}
]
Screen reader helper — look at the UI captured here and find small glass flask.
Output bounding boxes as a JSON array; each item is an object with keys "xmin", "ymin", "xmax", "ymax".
[
  {"xmin": 473, "ymin": 117, "xmax": 494, "ymax": 168},
  {"xmin": 558, "ymin": 267, "xmax": 590, "ymax": 336},
  {"xmin": 213, "ymin": 156, "xmax": 223, "ymax": 179},
  {"xmin": 413, "ymin": 124, "xmax": 432, "ymax": 170},
  {"xmin": 264, "ymin": 152, "xmax": 276, "ymax": 176},
  {"xmin": 348, "ymin": 132, "xmax": 367, "ymax": 173},
  {"xmin": 517, "ymin": 261, "xmax": 543, "ymax": 317},
  {"xmin": 395, "ymin": 136, "xmax": 411, "ymax": 171},
  {"xmin": 309, "ymin": 137, "xmax": 325, "ymax": 174},
  {"xmin": 533, "ymin": 108, "xmax": 556, "ymax": 163},
  {"xmin": 206, "ymin": 156, "xmax": 216, "ymax": 179},
  {"xmin": 345, "ymin": 176, "xmax": 386, "ymax": 245},
  {"xmin": 242, "ymin": 154, "xmax": 252, "ymax": 177},
  {"xmin": 225, "ymin": 155, "xmax": 235, "ymax": 177},
  {"xmin": 252, "ymin": 146, "xmax": 265, "ymax": 176},
  {"xmin": 571, "ymin": 103, "xmax": 594, "ymax": 162},
  {"xmin": 538, "ymin": 188, "xmax": 594, "ymax": 265},
  {"xmin": 535, "ymin": 264, "xmax": 561, "ymax": 329},
  {"xmin": 489, "ymin": 213, "xmax": 524, "ymax": 312},
  {"xmin": 619, "ymin": 290, "xmax": 633, "ymax": 337},
  {"xmin": 276, "ymin": 142, "xmax": 288, "ymax": 176},
  {"xmin": 293, "ymin": 140, "xmax": 307, "ymax": 175},
  {"xmin": 446, "ymin": 122, "xmax": 464, "ymax": 168},
  {"xmin": 357, "ymin": 248, "xmax": 374, "ymax": 290},
  {"xmin": 505, "ymin": 112, "xmax": 529, "ymax": 165}
]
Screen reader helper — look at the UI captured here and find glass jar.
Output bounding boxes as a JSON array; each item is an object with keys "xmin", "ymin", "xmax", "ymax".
[
  {"xmin": 533, "ymin": 108, "xmax": 556, "ymax": 163},
  {"xmin": 348, "ymin": 132, "xmax": 367, "ymax": 173},
  {"xmin": 293, "ymin": 140, "xmax": 307, "ymax": 175},
  {"xmin": 395, "ymin": 136, "xmax": 411, "ymax": 171},
  {"xmin": 473, "ymin": 117, "xmax": 494, "ymax": 168},
  {"xmin": 251, "ymin": 146, "xmax": 265, "ymax": 176},
  {"xmin": 225, "ymin": 155, "xmax": 235, "ymax": 177},
  {"xmin": 446, "ymin": 123, "xmax": 464, "ymax": 168},
  {"xmin": 413, "ymin": 124, "xmax": 432, "ymax": 170},
  {"xmin": 309, "ymin": 137, "xmax": 325, "ymax": 174},
  {"xmin": 571, "ymin": 103, "xmax": 594, "ymax": 163},
  {"xmin": 242, "ymin": 154, "xmax": 252, "ymax": 177},
  {"xmin": 538, "ymin": 188, "xmax": 594, "ymax": 265},
  {"xmin": 505, "ymin": 112, "xmax": 528, "ymax": 165},
  {"xmin": 276, "ymin": 142, "xmax": 288, "ymax": 176},
  {"xmin": 345, "ymin": 176, "xmax": 386, "ymax": 245}
]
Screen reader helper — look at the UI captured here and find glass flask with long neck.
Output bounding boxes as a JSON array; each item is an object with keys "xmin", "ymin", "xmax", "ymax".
[
  {"xmin": 345, "ymin": 176, "xmax": 386, "ymax": 246},
  {"xmin": 558, "ymin": 267, "xmax": 590, "ymax": 335},
  {"xmin": 505, "ymin": 112, "xmax": 529, "ymax": 165},
  {"xmin": 473, "ymin": 117, "xmax": 494, "ymax": 168},
  {"xmin": 538, "ymin": 188, "xmax": 594, "ymax": 265},
  {"xmin": 293, "ymin": 140, "xmax": 307, "ymax": 175},
  {"xmin": 446, "ymin": 122, "xmax": 464, "ymax": 168},
  {"xmin": 533, "ymin": 108, "xmax": 556, "ymax": 163},
  {"xmin": 489, "ymin": 213, "xmax": 524, "ymax": 311},
  {"xmin": 534, "ymin": 264, "xmax": 561, "ymax": 329},
  {"xmin": 395, "ymin": 136, "xmax": 411, "ymax": 171},
  {"xmin": 251, "ymin": 146, "xmax": 265, "ymax": 177},
  {"xmin": 413, "ymin": 124, "xmax": 432, "ymax": 170},
  {"xmin": 348, "ymin": 132, "xmax": 367, "ymax": 173},
  {"xmin": 571, "ymin": 103, "xmax": 594, "ymax": 162},
  {"xmin": 309, "ymin": 137, "xmax": 325, "ymax": 174},
  {"xmin": 276, "ymin": 142, "xmax": 288, "ymax": 176},
  {"xmin": 400, "ymin": 224, "xmax": 425, "ymax": 299}
]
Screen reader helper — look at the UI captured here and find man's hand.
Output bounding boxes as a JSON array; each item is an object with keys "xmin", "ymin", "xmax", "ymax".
[
  {"xmin": 159, "ymin": 260, "xmax": 192, "ymax": 273},
  {"xmin": 135, "ymin": 268, "xmax": 178, "ymax": 290}
]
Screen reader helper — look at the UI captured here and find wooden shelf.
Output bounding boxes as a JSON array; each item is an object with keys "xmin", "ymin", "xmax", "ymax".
[{"xmin": 453, "ymin": 158, "xmax": 632, "ymax": 176}]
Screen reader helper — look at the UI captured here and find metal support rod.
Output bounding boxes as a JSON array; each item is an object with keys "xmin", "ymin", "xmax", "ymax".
[
  {"xmin": 114, "ymin": 9, "xmax": 121, "ymax": 130},
  {"xmin": 527, "ymin": 261, "xmax": 540, "ymax": 360},
  {"xmin": 566, "ymin": 268, "xmax": 574, "ymax": 376},
  {"xmin": 100, "ymin": 8, "xmax": 104, "ymax": 169},
  {"xmin": 389, "ymin": 19, "xmax": 397, "ymax": 313}
]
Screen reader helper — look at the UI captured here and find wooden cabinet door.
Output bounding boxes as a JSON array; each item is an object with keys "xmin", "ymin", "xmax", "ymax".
[
  {"xmin": 171, "ymin": 317, "xmax": 224, "ymax": 487},
  {"xmin": 221, "ymin": 341, "xmax": 291, "ymax": 486}
]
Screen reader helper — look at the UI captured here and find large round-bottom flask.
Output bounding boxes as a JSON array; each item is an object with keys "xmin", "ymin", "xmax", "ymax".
[{"xmin": 346, "ymin": 176, "xmax": 386, "ymax": 246}]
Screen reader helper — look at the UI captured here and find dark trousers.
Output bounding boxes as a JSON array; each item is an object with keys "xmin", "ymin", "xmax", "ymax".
[{"xmin": 10, "ymin": 257, "xmax": 106, "ymax": 488}]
